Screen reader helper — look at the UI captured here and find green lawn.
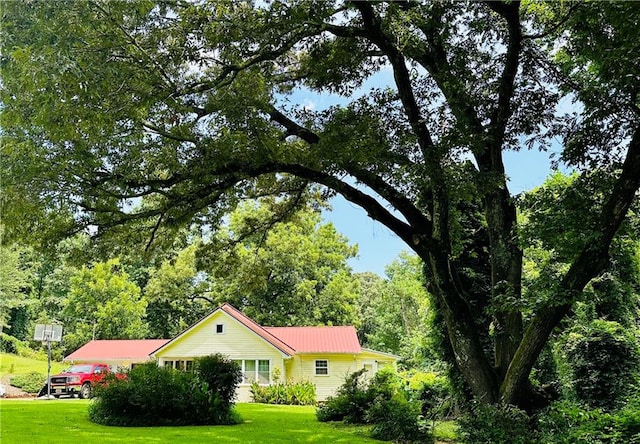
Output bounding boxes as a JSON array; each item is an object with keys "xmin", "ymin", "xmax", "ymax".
[
  {"xmin": 0, "ymin": 400, "xmax": 379, "ymax": 443},
  {"xmin": 1, "ymin": 353, "xmax": 66, "ymax": 378}
]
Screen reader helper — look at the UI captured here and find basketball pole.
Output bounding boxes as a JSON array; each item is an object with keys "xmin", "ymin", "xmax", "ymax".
[{"xmin": 47, "ymin": 337, "xmax": 52, "ymax": 399}]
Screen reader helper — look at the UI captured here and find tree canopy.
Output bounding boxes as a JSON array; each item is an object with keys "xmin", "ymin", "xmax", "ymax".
[
  {"xmin": 2, "ymin": 0, "xmax": 639, "ymax": 408},
  {"xmin": 204, "ymin": 201, "xmax": 359, "ymax": 326}
]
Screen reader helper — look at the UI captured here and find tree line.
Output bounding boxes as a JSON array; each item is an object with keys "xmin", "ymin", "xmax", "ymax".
[{"xmin": 1, "ymin": 202, "xmax": 432, "ymax": 366}]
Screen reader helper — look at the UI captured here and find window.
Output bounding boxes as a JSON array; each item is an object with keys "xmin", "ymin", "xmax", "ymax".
[
  {"xmin": 215, "ymin": 323, "xmax": 224, "ymax": 334},
  {"xmin": 244, "ymin": 360, "xmax": 256, "ymax": 383},
  {"xmin": 234, "ymin": 359, "xmax": 271, "ymax": 384},
  {"xmin": 258, "ymin": 360, "xmax": 270, "ymax": 384},
  {"xmin": 164, "ymin": 360, "xmax": 174, "ymax": 369},
  {"xmin": 315, "ymin": 360, "xmax": 329, "ymax": 376},
  {"xmin": 185, "ymin": 360, "xmax": 193, "ymax": 372}
]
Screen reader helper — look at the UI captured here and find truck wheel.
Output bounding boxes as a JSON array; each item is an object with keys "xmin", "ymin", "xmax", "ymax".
[{"xmin": 79, "ymin": 382, "xmax": 92, "ymax": 399}]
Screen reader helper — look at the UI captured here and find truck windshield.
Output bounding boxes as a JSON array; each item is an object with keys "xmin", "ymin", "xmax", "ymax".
[{"xmin": 65, "ymin": 365, "xmax": 94, "ymax": 373}]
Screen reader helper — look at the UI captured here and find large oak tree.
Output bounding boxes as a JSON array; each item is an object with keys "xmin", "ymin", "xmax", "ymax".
[{"xmin": 2, "ymin": 1, "xmax": 639, "ymax": 408}]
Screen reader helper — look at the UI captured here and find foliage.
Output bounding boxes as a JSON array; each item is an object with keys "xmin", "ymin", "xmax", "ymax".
[
  {"xmin": 367, "ymin": 395, "xmax": 431, "ymax": 443},
  {"xmin": 144, "ymin": 244, "xmax": 210, "ymax": 338},
  {"xmin": 402, "ymin": 370, "xmax": 456, "ymax": 420},
  {"xmin": 250, "ymin": 380, "xmax": 316, "ymax": 405},
  {"xmin": 520, "ymin": 173, "xmax": 640, "ymax": 319},
  {"xmin": 558, "ymin": 320, "xmax": 640, "ymax": 410},
  {"xmin": 9, "ymin": 371, "xmax": 45, "ymax": 393},
  {"xmin": 0, "ymin": 334, "xmax": 50, "ymax": 360},
  {"xmin": 63, "ymin": 258, "xmax": 148, "ymax": 352},
  {"xmin": 0, "ymin": 333, "xmax": 20, "ymax": 355},
  {"xmin": 89, "ymin": 360, "xmax": 242, "ymax": 426},
  {"xmin": 0, "ymin": 243, "xmax": 32, "ymax": 330},
  {"xmin": 458, "ymin": 403, "xmax": 536, "ymax": 444},
  {"xmin": 432, "ymin": 421, "xmax": 458, "ymax": 442},
  {"xmin": 537, "ymin": 400, "xmax": 640, "ymax": 444},
  {"xmin": 356, "ymin": 253, "xmax": 436, "ymax": 366},
  {"xmin": 203, "ymin": 202, "xmax": 359, "ymax": 327},
  {"xmin": 317, "ymin": 368, "xmax": 429, "ymax": 442},
  {"xmin": 193, "ymin": 354, "xmax": 243, "ymax": 410},
  {"xmin": 3, "ymin": 0, "xmax": 640, "ymax": 410},
  {"xmin": 317, "ymin": 369, "xmax": 373, "ymax": 424}
]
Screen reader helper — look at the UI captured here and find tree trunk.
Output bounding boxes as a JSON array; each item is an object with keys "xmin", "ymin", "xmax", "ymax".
[{"xmin": 425, "ymin": 250, "xmax": 499, "ymax": 403}]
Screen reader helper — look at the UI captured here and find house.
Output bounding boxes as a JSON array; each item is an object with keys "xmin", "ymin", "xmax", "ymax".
[
  {"xmin": 65, "ymin": 339, "xmax": 170, "ymax": 370},
  {"xmin": 151, "ymin": 303, "xmax": 399, "ymax": 401}
]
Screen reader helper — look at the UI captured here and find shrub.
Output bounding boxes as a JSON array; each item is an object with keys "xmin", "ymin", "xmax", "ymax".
[
  {"xmin": 537, "ymin": 399, "xmax": 640, "ymax": 444},
  {"xmin": 10, "ymin": 371, "xmax": 46, "ymax": 393},
  {"xmin": 251, "ymin": 380, "xmax": 316, "ymax": 405},
  {"xmin": 402, "ymin": 370, "xmax": 455, "ymax": 420},
  {"xmin": 1, "ymin": 333, "xmax": 19, "ymax": 354},
  {"xmin": 194, "ymin": 354, "xmax": 242, "ymax": 409},
  {"xmin": 367, "ymin": 395, "xmax": 432, "ymax": 443},
  {"xmin": 316, "ymin": 369, "xmax": 373, "ymax": 423},
  {"xmin": 458, "ymin": 403, "xmax": 536, "ymax": 444},
  {"xmin": 317, "ymin": 367, "xmax": 432, "ymax": 442},
  {"xmin": 89, "ymin": 359, "xmax": 242, "ymax": 427},
  {"xmin": 560, "ymin": 320, "xmax": 640, "ymax": 410}
]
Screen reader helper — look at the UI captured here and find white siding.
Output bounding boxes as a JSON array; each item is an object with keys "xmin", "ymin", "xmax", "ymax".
[
  {"xmin": 289, "ymin": 354, "xmax": 360, "ymax": 401},
  {"xmin": 154, "ymin": 311, "xmax": 288, "ymax": 402}
]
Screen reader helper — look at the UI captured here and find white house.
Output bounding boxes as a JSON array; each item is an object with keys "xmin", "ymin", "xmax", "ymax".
[{"xmin": 151, "ymin": 303, "xmax": 399, "ymax": 401}]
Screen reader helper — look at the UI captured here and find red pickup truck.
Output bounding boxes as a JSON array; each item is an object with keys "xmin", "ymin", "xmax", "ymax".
[{"xmin": 43, "ymin": 363, "xmax": 116, "ymax": 399}]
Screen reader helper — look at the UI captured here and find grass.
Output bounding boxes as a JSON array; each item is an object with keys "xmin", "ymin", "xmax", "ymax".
[
  {"xmin": 0, "ymin": 352, "xmax": 459, "ymax": 442},
  {"xmin": 1, "ymin": 353, "xmax": 66, "ymax": 378},
  {"xmin": 432, "ymin": 420, "xmax": 459, "ymax": 442},
  {"xmin": 0, "ymin": 400, "xmax": 379, "ymax": 443}
]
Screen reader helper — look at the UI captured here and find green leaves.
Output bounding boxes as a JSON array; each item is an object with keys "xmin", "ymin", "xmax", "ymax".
[
  {"xmin": 203, "ymin": 201, "xmax": 359, "ymax": 327},
  {"xmin": 63, "ymin": 258, "xmax": 147, "ymax": 350}
]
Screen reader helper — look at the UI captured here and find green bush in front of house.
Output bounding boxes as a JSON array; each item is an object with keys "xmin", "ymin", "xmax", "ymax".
[
  {"xmin": 317, "ymin": 368, "xmax": 432, "ymax": 443},
  {"xmin": 89, "ymin": 356, "xmax": 242, "ymax": 427},
  {"xmin": 250, "ymin": 380, "xmax": 316, "ymax": 405},
  {"xmin": 194, "ymin": 354, "xmax": 243, "ymax": 412},
  {"xmin": 316, "ymin": 368, "xmax": 373, "ymax": 423}
]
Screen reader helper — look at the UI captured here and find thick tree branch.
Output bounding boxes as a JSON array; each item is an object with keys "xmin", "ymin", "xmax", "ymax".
[
  {"xmin": 485, "ymin": 1, "xmax": 522, "ymax": 157},
  {"xmin": 264, "ymin": 163, "xmax": 422, "ymax": 250},
  {"xmin": 267, "ymin": 105, "xmax": 320, "ymax": 144},
  {"xmin": 352, "ymin": 2, "xmax": 436, "ymax": 160}
]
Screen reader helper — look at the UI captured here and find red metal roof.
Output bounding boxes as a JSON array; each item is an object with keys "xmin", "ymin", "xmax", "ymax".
[
  {"xmin": 265, "ymin": 326, "xmax": 362, "ymax": 353},
  {"xmin": 65, "ymin": 339, "xmax": 169, "ymax": 362},
  {"xmin": 68, "ymin": 305, "xmax": 364, "ymax": 360}
]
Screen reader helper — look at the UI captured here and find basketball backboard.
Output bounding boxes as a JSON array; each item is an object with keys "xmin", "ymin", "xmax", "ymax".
[{"xmin": 34, "ymin": 324, "xmax": 63, "ymax": 342}]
